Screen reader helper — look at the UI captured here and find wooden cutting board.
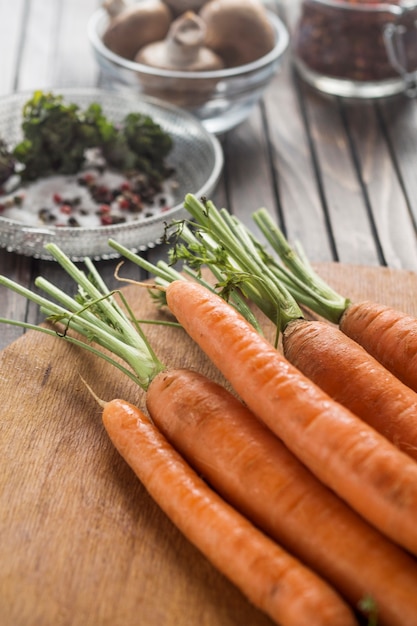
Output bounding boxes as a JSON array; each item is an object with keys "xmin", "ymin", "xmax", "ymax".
[{"xmin": 1, "ymin": 262, "xmax": 417, "ymax": 626}]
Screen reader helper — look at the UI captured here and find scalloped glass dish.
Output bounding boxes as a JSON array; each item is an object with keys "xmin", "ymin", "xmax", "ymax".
[{"xmin": 0, "ymin": 88, "xmax": 223, "ymax": 261}]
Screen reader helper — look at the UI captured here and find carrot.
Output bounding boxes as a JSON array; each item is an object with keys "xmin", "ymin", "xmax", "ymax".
[
  {"xmin": 109, "ymin": 196, "xmax": 417, "ymax": 462},
  {"xmin": 0, "ymin": 244, "xmax": 357, "ymax": 626},
  {"xmin": 147, "ymin": 367, "xmax": 417, "ymax": 626},
  {"xmin": 102, "ymin": 397, "xmax": 358, "ymax": 626},
  {"xmin": 253, "ymin": 207, "xmax": 417, "ymax": 394},
  {"xmin": 339, "ymin": 299, "xmax": 417, "ymax": 393},
  {"xmin": 165, "ymin": 278, "xmax": 417, "ymax": 558},
  {"xmin": 282, "ymin": 318, "xmax": 417, "ymax": 460}
]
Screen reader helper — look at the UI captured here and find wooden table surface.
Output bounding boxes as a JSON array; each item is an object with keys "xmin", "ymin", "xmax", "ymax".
[{"xmin": 1, "ymin": 0, "xmax": 417, "ymax": 350}]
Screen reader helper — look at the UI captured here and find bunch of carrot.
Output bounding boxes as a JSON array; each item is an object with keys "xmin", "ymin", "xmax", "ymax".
[
  {"xmin": 3, "ymin": 224, "xmax": 417, "ymax": 625},
  {"xmin": 115, "ymin": 256, "xmax": 417, "ymax": 625},
  {"xmin": 110, "ymin": 194, "xmax": 417, "ymax": 623},
  {"xmin": 112, "ymin": 194, "xmax": 417, "ymax": 463},
  {"xmin": 0, "ymin": 245, "xmax": 359, "ymax": 626}
]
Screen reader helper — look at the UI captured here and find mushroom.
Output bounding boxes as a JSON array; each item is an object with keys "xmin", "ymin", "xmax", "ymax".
[
  {"xmin": 102, "ymin": 0, "xmax": 173, "ymax": 60},
  {"xmin": 199, "ymin": 0, "xmax": 276, "ymax": 67},
  {"xmin": 134, "ymin": 11, "xmax": 224, "ymax": 107},
  {"xmin": 162, "ymin": 0, "xmax": 210, "ymax": 18},
  {"xmin": 136, "ymin": 10, "xmax": 223, "ymax": 70}
]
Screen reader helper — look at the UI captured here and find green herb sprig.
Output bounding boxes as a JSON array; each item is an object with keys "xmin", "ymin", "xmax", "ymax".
[{"xmin": 4, "ymin": 90, "xmax": 173, "ymax": 183}]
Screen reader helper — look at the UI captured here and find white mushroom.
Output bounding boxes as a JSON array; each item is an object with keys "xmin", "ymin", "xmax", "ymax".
[
  {"xmin": 135, "ymin": 11, "xmax": 224, "ymax": 107},
  {"xmin": 200, "ymin": 0, "xmax": 276, "ymax": 67},
  {"xmin": 102, "ymin": 0, "xmax": 173, "ymax": 60},
  {"xmin": 136, "ymin": 10, "xmax": 223, "ymax": 71}
]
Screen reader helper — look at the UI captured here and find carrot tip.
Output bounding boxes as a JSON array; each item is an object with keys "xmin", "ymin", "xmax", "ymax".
[{"xmin": 79, "ymin": 375, "xmax": 108, "ymax": 409}]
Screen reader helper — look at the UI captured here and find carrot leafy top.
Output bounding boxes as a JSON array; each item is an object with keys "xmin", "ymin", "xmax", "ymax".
[
  {"xmin": 110, "ymin": 196, "xmax": 304, "ymax": 335},
  {"xmin": 110, "ymin": 194, "xmax": 348, "ymax": 334},
  {"xmin": 252, "ymin": 208, "xmax": 350, "ymax": 324},
  {"xmin": 0, "ymin": 243, "xmax": 165, "ymax": 390},
  {"xmin": 110, "ymin": 193, "xmax": 350, "ymax": 329}
]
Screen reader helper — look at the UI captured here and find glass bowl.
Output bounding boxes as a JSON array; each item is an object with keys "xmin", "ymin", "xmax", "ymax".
[
  {"xmin": 0, "ymin": 88, "xmax": 223, "ymax": 261},
  {"xmin": 292, "ymin": 0, "xmax": 417, "ymax": 99},
  {"xmin": 87, "ymin": 7, "xmax": 289, "ymax": 135}
]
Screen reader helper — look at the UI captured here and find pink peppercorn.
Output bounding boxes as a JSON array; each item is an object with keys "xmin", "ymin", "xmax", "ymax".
[
  {"xmin": 60, "ymin": 204, "xmax": 72, "ymax": 215},
  {"xmin": 83, "ymin": 173, "xmax": 96, "ymax": 184},
  {"xmin": 118, "ymin": 197, "xmax": 130, "ymax": 210},
  {"xmin": 100, "ymin": 214, "xmax": 113, "ymax": 226}
]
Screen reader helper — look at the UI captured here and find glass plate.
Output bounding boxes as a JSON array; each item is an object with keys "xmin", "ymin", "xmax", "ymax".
[{"xmin": 0, "ymin": 88, "xmax": 223, "ymax": 261}]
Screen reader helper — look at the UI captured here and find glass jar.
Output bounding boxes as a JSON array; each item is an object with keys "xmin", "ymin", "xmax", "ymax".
[{"xmin": 292, "ymin": 0, "xmax": 417, "ymax": 98}]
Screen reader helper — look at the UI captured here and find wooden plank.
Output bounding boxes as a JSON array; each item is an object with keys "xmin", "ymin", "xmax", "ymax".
[
  {"xmin": 379, "ymin": 97, "xmax": 417, "ymax": 231},
  {"xmin": 262, "ymin": 0, "xmax": 337, "ymax": 260},
  {"xmin": 263, "ymin": 62, "xmax": 336, "ymax": 262},
  {"xmin": 221, "ymin": 104, "xmax": 277, "ymax": 241},
  {"xmin": 0, "ymin": 250, "xmax": 32, "ymax": 348},
  {"xmin": 0, "ymin": 0, "xmax": 26, "ymax": 95},
  {"xmin": 16, "ymin": 0, "xmax": 62, "ymax": 90},
  {"xmin": 302, "ymin": 90, "xmax": 382, "ymax": 266},
  {"xmin": 49, "ymin": 0, "xmax": 99, "ymax": 88},
  {"xmin": 277, "ymin": 0, "xmax": 300, "ymax": 28},
  {"xmin": 15, "ymin": 0, "xmax": 98, "ymax": 90},
  {"xmin": 345, "ymin": 100, "xmax": 417, "ymax": 271}
]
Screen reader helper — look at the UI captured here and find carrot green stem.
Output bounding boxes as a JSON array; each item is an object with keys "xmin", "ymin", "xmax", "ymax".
[
  {"xmin": 113, "ymin": 194, "xmax": 340, "ymax": 335},
  {"xmin": 0, "ymin": 243, "xmax": 165, "ymax": 390},
  {"xmin": 252, "ymin": 208, "xmax": 350, "ymax": 324},
  {"xmin": 108, "ymin": 237, "xmax": 264, "ymax": 335},
  {"xmin": 174, "ymin": 194, "xmax": 303, "ymax": 332},
  {"xmin": 143, "ymin": 194, "xmax": 345, "ymax": 330}
]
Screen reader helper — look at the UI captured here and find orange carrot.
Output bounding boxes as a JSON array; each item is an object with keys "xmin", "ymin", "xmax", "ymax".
[
  {"xmin": 102, "ymin": 397, "xmax": 358, "ymax": 626},
  {"xmin": 339, "ymin": 300, "xmax": 417, "ymax": 393},
  {"xmin": 165, "ymin": 279, "xmax": 417, "ymax": 558},
  {"xmin": 147, "ymin": 367, "xmax": 417, "ymax": 626},
  {"xmin": 283, "ymin": 318, "xmax": 417, "ymax": 460}
]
